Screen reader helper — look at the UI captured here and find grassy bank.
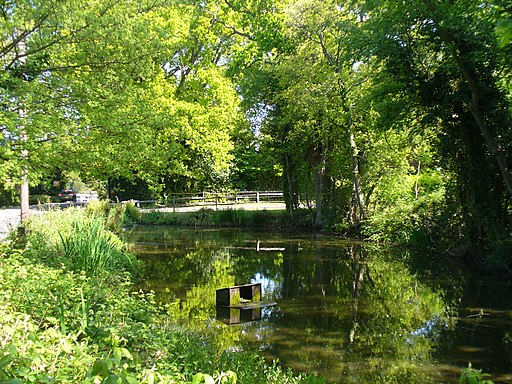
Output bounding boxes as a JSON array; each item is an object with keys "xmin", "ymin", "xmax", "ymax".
[
  {"xmin": 130, "ymin": 205, "xmax": 313, "ymax": 229},
  {"xmin": 0, "ymin": 204, "xmax": 323, "ymax": 384}
]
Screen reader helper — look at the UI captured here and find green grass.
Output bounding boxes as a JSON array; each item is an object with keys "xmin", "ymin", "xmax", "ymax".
[{"xmin": 137, "ymin": 207, "xmax": 311, "ymax": 228}]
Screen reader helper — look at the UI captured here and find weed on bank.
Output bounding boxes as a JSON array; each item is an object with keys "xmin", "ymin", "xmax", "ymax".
[{"xmin": 135, "ymin": 206, "xmax": 312, "ymax": 229}]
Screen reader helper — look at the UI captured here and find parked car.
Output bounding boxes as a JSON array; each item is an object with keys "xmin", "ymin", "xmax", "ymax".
[
  {"xmin": 58, "ymin": 189, "xmax": 76, "ymax": 202},
  {"xmin": 75, "ymin": 191, "xmax": 98, "ymax": 204}
]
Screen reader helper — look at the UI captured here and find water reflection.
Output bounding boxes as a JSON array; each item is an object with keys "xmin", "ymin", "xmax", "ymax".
[
  {"xmin": 126, "ymin": 227, "xmax": 512, "ymax": 384},
  {"xmin": 216, "ymin": 306, "xmax": 263, "ymax": 325}
]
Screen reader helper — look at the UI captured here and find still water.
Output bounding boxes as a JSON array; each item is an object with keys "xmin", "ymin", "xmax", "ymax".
[{"xmin": 126, "ymin": 227, "xmax": 512, "ymax": 383}]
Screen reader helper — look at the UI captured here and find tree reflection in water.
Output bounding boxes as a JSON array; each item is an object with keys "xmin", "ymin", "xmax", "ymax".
[{"xmin": 126, "ymin": 227, "xmax": 494, "ymax": 384}]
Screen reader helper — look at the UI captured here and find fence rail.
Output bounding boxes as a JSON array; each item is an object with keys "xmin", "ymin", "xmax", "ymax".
[{"xmin": 129, "ymin": 191, "xmax": 286, "ymax": 211}]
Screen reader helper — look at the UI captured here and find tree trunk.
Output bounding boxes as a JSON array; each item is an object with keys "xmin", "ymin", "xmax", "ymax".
[
  {"xmin": 20, "ymin": 142, "xmax": 30, "ymax": 222},
  {"xmin": 308, "ymin": 145, "xmax": 325, "ymax": 227},
  {"xmin": 313, "ymin": 164, "xmax": 324, "ymax": 227},
  {"xmin": 349, "ymin": 129, "xmax": 366, "ymax": 225},
  {"xmin": 466, "ymin": 85, "xmax": 512, "ymax": 195},
  {"xmin": 414, "ymin": 160, "xmax": 421, "ymax": 200},
  {"xmin": 283, "ymin": 154, "xmax": 296, "ymax": 217},
  {"xmin": 17, "ymin": 39, "xmax": 30, "ymax": 223},
  {"xmin": 19, "ymin": 110, "xmax": 30, "ymax": 223}
]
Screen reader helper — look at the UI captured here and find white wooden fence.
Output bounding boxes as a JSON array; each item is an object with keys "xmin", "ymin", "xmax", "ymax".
[{"xmin": 130, "ymin": 191, "xmax": 285, "ymax": 211}]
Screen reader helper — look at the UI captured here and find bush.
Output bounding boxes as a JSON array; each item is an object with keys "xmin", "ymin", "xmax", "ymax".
[
  {"xmin": 138, "ymin": 209, "xmax": 163, "ymax": 224},
  {"xmin": 21, "ymin": 207, "xmax": 136, "ymax": 277},
  {"xmin": 362, "ymin": 174, "xmax": 445, "ymax": 250},
  {"xmin": 84, "ymin": 199, "xmax": 111, "ymax": 218},
  {"xmin": 29, "ymin": 194, "xmax": 51, "ymax": 205},
  {"xmin": 211, "ymin": 208, "xmax": 242, "ymax": 226},
  {"xmin": 186, "ymin": 208, "xmax": 215, "ymax": 227},
  {"xmin": 123, "ymin": 201, "xmax": 141, "ymax": 224},
  {"xmin": 459, "ymin": 363, "xmax": 494, "ymax": 384},
  {"xmin": 83, "ymin": 199, "xmax": 139, "ymax": 233}
]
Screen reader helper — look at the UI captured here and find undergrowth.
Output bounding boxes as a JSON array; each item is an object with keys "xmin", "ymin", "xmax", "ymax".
[{"xmin": 136, "ymin": 207, "xmax": 311, "ymax": 229}]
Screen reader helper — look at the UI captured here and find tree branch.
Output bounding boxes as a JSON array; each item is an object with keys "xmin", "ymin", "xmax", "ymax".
[
  {"xmin": 204, "ymin": 8, "xmax": 252, "ymax": 39},
  {"xmin": 223, "ymin": 0, "xmax": 254, "ymax": 16},
  {"xmin": 1, "ymin": 13, "xmax": 49, "ymax": 62}
]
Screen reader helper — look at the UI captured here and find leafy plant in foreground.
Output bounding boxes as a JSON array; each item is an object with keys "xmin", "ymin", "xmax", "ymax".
[
  {"xmin": 459, "ymin": 363, "xmax": 494, "ymax": 384},
  {"xmin": 193, "ymin": 371, "xmax": 237, "ymax": 384}
]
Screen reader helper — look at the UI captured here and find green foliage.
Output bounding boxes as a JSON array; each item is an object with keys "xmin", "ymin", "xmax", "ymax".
[
  {"xmin": 22, "ymin": 207, "xmax": 80, "ymax": 263},
  {"xmin": 0, "ymin": 247, "xmax": 98, "ymax": 381},
  {"xmin": 358, "ymin": 0, "xmax": 512, "ymax": 247},
  {"xmin": 1, "ymin": 0, "xmax": 242, "ymax": 206},
  {"xmin": 136, "ymin": 208, "xmax": 295, "ymax": 229},
  {"xmin": 211, "ymin": 208, "xmax": 244, "ymax": 226},
  {"xmin": 187, "ymin": 208, "xmax": 216, "ymax": 227},
  {"xmin": 123, "ymin": 201, "xmax": 142, "ymax": 225},
  {"xmin": 137, "ymin": 210, "xmax": 181, "ymax": 226},
  {"xmin": 85, "ymin": 200, "xmax": 124, "ymax": 233},
  {"xmin": 84, "ymin": 200, "xmax": 142, "ymax": 233},
  {"xmin": 497, "ymin": 19, "xmax": 512, "ymax": 47},
  {"xmin": 85, "ymin": 348, "xmax": 139, "ymax": 384},
  {"xmin": 192, "ymin": 371, "xmax": 237, "ymax": 384},
  {"xmin": 20, "ymin": 205, "xmax": 136, "ymax": 276},
  {"xmin": 459, "ymin": 363, "xmax": 494, "ymax": 384},
  {"xmin": 60, "ymin": 216, "xmax": 135, "ymax": 277},
  {"xmin": 363, "ymin": 172, "xmax": 445, "ymax": 249},
  {"xmin": 0, "ymin": 308, "xmax": 96, "ymax": 383},
  {"xmin": 28, "ymin": 194, "xmax": 52, "ymax": 205},
  {"xmin": 486, "ymin": 235, "xmax": 512, "ymax": 269}
]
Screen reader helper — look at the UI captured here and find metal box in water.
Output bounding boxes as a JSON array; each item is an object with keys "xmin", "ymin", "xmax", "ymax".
[{"xmin": 215, "ymin": 283, "xmax": 261, "ymax": 307}]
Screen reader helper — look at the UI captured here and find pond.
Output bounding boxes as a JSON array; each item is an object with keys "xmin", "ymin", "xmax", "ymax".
[{"xmin": 126, "ymin": 227, "xmax": 512, "ymax": 383}]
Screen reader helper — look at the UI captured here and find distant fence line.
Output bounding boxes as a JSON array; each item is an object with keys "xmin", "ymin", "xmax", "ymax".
[{"xmin": 128, "ymin": 191, "xmax": 286, "ymax": 211}]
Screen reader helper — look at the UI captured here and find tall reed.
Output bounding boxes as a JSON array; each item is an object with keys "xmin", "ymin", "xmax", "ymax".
[{"xmin": 60, "ymin": 216, "xmax": 134, "ymax": 277}]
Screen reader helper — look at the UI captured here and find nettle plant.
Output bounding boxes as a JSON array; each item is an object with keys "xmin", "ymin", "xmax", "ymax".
[{"xmin": 459, "ymin": 363, "xmax": 494, "ymax": 384}]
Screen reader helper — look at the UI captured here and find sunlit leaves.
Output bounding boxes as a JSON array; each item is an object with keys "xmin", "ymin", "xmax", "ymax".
[
  {"xmin": 1, "ymin": 0, "xmax": 244, "ymax": 196},
  {"xmin": 497, "ymin": 19, "xmax": 512, "ymax": 46}
]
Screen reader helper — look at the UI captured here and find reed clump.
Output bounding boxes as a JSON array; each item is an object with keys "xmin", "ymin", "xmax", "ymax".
[{"xmin": 60, "ymin": 216, "xmax": 135, "ymax": 277}]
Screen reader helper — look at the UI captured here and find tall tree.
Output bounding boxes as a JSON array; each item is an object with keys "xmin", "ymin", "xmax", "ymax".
[
  {"xmin": 353, "ymin": 0, "xmax": 512, "ymax": 243},
  {"xmin": 1, "ymin": 0, "xmax": 242, "ymax": 211},
  {"xmin": 282, "ymin": 0, "xmax": 369, "ymax": 226},
  {"xmin": 1, "ymin": 0, "xmax": 169, "ymax": 217}
]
